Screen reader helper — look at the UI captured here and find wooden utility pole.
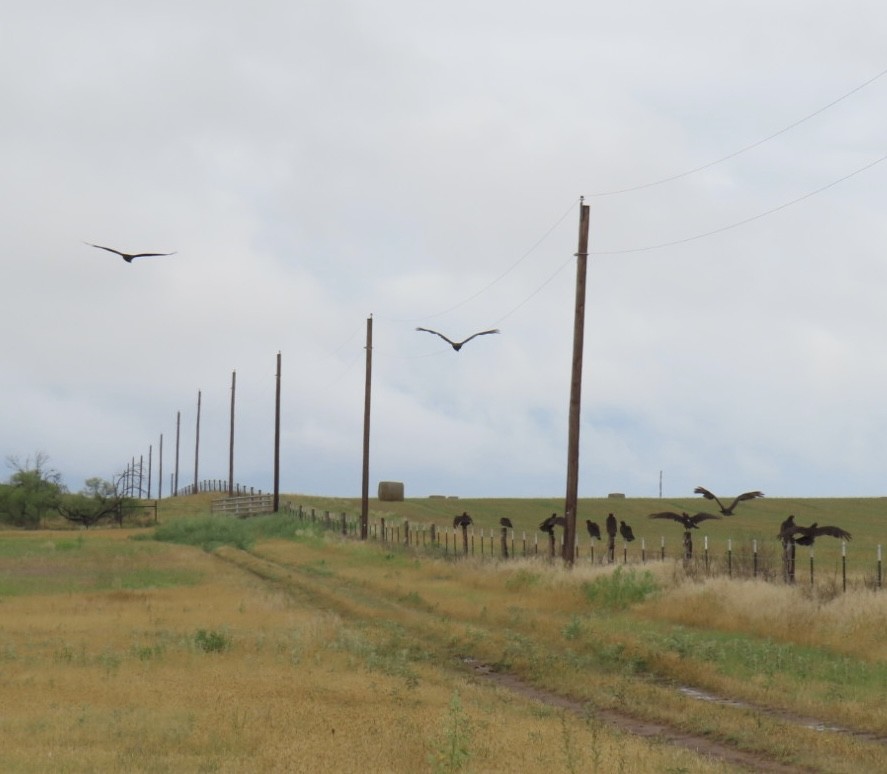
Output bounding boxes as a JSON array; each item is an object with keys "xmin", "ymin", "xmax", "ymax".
[
  {"xmin": 147, "ymin": 445, "xmax": 152, "ymax": 499},
  {"xmin": 562, "ymin": 198, "xmax": 591, "ymax": 566},
  {"xmin": 229, "ymin": 370, "xmax": 236, "ymax": 497},
  {"xmin": 174, "ymin": 411, "xmax": 180, "ymax": 495},
  {"xmin": 193, "ymin": 390, "xmax": 201, "ymax": 494},
  {"xmin": 158, "ymin": 433, "xmax": 164, "ymax": 499},
  {"xmin": 273, "ymin": 352, "xmax": 281, "ymax": 512},
  {"xmin": 361, "ymin": 315, "xmax": 373, "ymax": 540}
]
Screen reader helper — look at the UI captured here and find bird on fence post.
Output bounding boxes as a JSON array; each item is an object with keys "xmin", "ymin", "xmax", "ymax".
[
  {"xmin": 778, "ymin": 514, "xmax": 798, "ymax": 584},
  {"xmin": 499, "ymin": 517, "xmax": 512, "ymax": 558},
  {"xmin": 585, "ymin": 520, "xmax": 601, "ymax": 540},
  {"xmin": 453, "ymin": 512, "xmax": 472, "ymax": 555},
  {"xmin": 648, "ymin": 511, "xmax": 720, "ymax": 562},
  {"xmin": 605, "ymin": 513, "xmax": 617, "ymax": 563},
  {"xmin": 619, "ymin": 521, "xmax": 636, "ymax": 542},
  {"xmin": 539, "ymin": 513, "xmax": 564, "ymax": 559},
  {"xmin": 779, "ymin": 520, "xmax": 851, "ymax": 547}
]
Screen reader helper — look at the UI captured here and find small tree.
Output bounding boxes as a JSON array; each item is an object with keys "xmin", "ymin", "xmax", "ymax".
[
  {"xmin": 57, "ymin": 474, "xmax": 133, "ymax": 529},
  {"xmin": 0, "ymin": 453, "xmax": 64, "ymax": 529}
]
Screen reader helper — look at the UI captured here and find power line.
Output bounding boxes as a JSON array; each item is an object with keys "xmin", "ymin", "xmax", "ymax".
[
  {"xmin": 384, "ymin": 198, "xmax": 579, "ymax": 324},
  {"xmin": 590, "ymin": 151, "xmax": 887, "ymax": 255},
  {"xmin": 587, "ymin": 64, "xmax": 887, "ymax": 197}
]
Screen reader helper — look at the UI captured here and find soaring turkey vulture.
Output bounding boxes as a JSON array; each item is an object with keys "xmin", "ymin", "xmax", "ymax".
[
  {"xmin": 539, "ymin": 513, "xmax": 565, "ymax": 534},
  {"xmin": 605, "ymin": 513, "xmax": 617, "ymax": 538},
  {"xmin": 649, "ymin": 511, "xmax": 721, "ymax": 530},
  {"xmin": 499, "ymin": 517, "xmax": 513, "ymax": 529},
  {"xmin": 694, "ymin": 486, "xmax": 764, "ymax": 515},
  {"xmin": 780, "ymin": 521, "xmax": 851, "ymax": 546},
  {"xmin": 619, "ymin": 521, "xmax": 636, "ymax": 542},
  {"xmin": 415, "ymin": 327, "xmax": 500, "ymax": 351},
  {"xmin": 453, "ymin": 512, "xmax": 473, "ymax": 528},
  {"xmin": 585, "ymin": 520, "xmax": 601, "ymax": 540},
  {"xmin": 85, "ymin": 242, "xmax": 176, "ymax": 263}
]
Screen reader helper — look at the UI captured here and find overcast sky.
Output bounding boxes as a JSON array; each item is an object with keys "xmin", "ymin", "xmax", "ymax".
[{"xmin": 3, "ymin": 2, "xmax": 886, "ymax": 500}]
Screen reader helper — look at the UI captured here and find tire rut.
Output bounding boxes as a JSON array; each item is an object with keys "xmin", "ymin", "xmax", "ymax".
[{"xmin": 213, "ymin": 545, "xmax": 862, "ymax": 774}]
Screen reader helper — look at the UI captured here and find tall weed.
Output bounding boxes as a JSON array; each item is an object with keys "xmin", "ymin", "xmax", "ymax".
[{"xmin": 582, "ymin": 567, "xmax": 657, "ymax": 610}]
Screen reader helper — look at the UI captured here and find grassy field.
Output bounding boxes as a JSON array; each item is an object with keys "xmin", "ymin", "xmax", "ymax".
[{"xmin": 2, "ymin": 495, "xmax": 887, "ymax": 772}]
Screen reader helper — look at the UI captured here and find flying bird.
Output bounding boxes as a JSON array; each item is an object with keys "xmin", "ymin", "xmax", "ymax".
[
  {"xmin": 619, "ymin": 521, "xmax": 636, "ymax": 542},
  {"xmin": 779, "ymin": 521, "xmax": 851, "ymax": 546},
  {"xmin": 605, "ymin": 513, "xmax": 617, "ymax": 539},
  {"xmin": 85, "ymin": 242, "xmax": 176, "ymax": 263},
  {"xmin": 415, "ymin": 327, "xmax": 500, "ymax": 351},
  {"xmin": 649, "ymin": 511, "xmax": 721, "ymax": 530},
  {"xmin": 453, "ymin": 512, "xmax": 473, "ymax": 529},
  {"xmin": 693, "ymin": 486, "xmax": 764, "ymax": 515},
  {"xmin": 539, "ymin": 513, "xmax": 565, "ymax": 534},
  {"xmin": 585, "ymin": 520, "xmax": 601, "ymax": 540},
  {"xmin": 499, "ymin": 517, "xmax": 513, "ymax": 529}
]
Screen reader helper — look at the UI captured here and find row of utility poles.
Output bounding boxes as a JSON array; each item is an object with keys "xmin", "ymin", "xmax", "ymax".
[
  {"xmin": 123, "ymin": 197, "xmax": 590, "ymax": 567},
  {"xmin": 125, "ymin": 353, "xmax": 284, "ymax": 508}
]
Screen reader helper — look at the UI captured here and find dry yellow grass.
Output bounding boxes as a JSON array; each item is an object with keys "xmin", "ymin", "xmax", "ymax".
[{"xmin": 0, "ymin": 532, "xmax": 735, "ymax": 773}]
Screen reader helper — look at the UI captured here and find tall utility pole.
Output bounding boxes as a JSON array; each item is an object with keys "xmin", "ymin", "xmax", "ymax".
[
  {"xmin": 562, "ymin": 197, "xmax": 591, "ymax": 566},
  {"xmin": 147, "ymin": 444, "xmax": 152, "ymax": 499},
  {"xmin": 360, "ymin": 315, "xmax": 373, "ymax": 540},
  {"xmin": 158, "ymin": 433, "xmax": 164, "ymax": 499},
  {"xmin": 174, "ymin": 411, "xmax": 181, "ymax": 495},
  {"xmin": 229, "ymin": 370, "xmax": 236, "ymax": 497},
  {"xmin": 193, "ymin": 390, "xmax": 201, "ymax": 494},
  {"xmin": 273, "ymin": 352, "xmax": 281, "ymax": 512}
]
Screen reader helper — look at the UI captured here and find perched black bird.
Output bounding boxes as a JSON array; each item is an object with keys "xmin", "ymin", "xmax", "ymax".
[
  {"xmin": 585, "ymin": 520, "xmax": 601, "ymax": 540},
  {"xmin": 605, "ymin": 513, "xmax": 617, "ymax": 539},
  {"xmin": 778, "ymin": 514, "xmax": 796, "ymax": 540},
  {"xmin": 539, "ymin": 513, "xmax": 565, "ymax": 534},
  {"xmin": 649, "ymin": 511, "xmax": 721, "ymax": 530},
  {"xmin": 499, "ymin": 517, "xmax": 513, "ymax": 529},
  {"xmin": 619, "ymin": 521, "xmax": 636, "ymax": 542},
  {"xmin": 85, "ymin": 242, "xmax": 176, "ymax": 263},
  {"xmin": 453, "ymin": 512, "xmax": 473, "ymax": 529},
  {"xmin": 780, "ymin": 521, "xmax": 851, "ymax": 546},
  {"xmin": 694, "ymin": 486, "xmax": 764, "ymax": 515},
  {"xmin": 415, "ymin": 327, "xmax": 500, "ymax": 351}
]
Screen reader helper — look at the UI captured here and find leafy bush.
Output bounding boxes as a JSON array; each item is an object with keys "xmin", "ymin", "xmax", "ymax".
[
  {"xmin": 582, "ymin": 567, "xmax": 657, "ymax": 610},
  {"xmin": 194, "ymin": 629, "xmax": 231, "ymax": 653}
]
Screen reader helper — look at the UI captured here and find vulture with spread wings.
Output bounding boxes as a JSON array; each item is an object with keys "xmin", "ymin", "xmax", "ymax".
[
  {"xmin": 86, "ymin": 242, "xmax": 176, "ymax": 263},
  {"xmin": 694, "ymin": 486, "xmax": 764, "ymax": 515},
  {"xmin": 416, "ymin": 327, "xmax": 500, "ymax": 351},
  {"xmin": 779, "ymin": 521, "xmax": 851, "ymax": 546},
  {"xmin": 649, "ymin": 511, "xmax": 721, "ymax": 530}
]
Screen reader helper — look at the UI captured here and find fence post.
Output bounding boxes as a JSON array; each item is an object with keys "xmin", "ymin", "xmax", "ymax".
[
  {"xmin": 727, "ymin": 538, "xmax": 732, "ymax": 578},
  {"xmin": 842, "ymin": 541, "xmax": 847, "ymax": 592},
  {"xmin": 660, "ymin": 536, "xmax": 665, "ymax": 561},
  {"xmin": 641, "ymin": 537, "xmax": 646, "ymax": 564},
  {"xmin": 879, "ymin": 545, "xmax": 883, "ymax": 589},
  {"xmin": 753, "ymin": 539, "xmax": 758, "ymax": 578},
  {"xmin": 809, "ymin": 548, "xmax": 815, "ymax": 587}
]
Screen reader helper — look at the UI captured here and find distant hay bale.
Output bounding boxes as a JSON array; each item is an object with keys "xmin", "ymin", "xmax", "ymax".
[
  {"xmin": 447, "ymin": 495, "xmax": 460, "ymax": 500},
  {"xmin": 428, "ymin": 495, "xmax": 446, "ymax": 500},
  {"xmin": 608, "ymin": 492, "xmax": 626, "ymax": 499},
  {"xmin": 378, "ymin": 481, "xmax": 404, "ymax": 501}
]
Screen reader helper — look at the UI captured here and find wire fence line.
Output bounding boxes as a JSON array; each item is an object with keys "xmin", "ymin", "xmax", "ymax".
[{"xmin": 282, "ymin": 504, "xmax": 884, "ymax": 592}]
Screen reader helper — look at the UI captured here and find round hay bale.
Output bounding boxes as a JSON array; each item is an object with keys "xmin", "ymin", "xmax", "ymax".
[
  {"xmin": 607, "ymin": 492, "xmax": 626, "ymax": 499},
  {"xmin": 378, "ymin": 481, "xmax": 405, "ymax": 501}
]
